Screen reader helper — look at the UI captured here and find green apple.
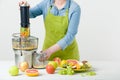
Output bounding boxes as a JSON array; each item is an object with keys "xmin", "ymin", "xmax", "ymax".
[
  {"xmin": 48, "ymin": 61, "xmax": 58, "ymax": 69},
  {"xmin": 9, "ymin": 66, "xmax": 19, "ymax": 76}
]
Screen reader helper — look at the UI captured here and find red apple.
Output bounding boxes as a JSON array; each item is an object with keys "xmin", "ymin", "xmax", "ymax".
[
  {"xmin": 53, "ymin": 57, "xmax": 61, "ymax": 66},
  {"xmin": 46, "ymin": 64, "xmax": 55, "ymax": 74}
]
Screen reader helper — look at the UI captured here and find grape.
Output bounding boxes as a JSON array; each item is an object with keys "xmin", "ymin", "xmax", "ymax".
[
  {"xmin": 71, "ymin": 70, "xmax": 74, "ymax": 74},
  {"xmin": 58, "ymin": 66, "xmax": 74, "ymax": 75},
  {"xmin": 62, "ymin": 70, "xmax": 67, "ymax": 75},
  {"xmin": 67, "ymin": 68, "xmax": 72, "ymax": 71},
  {"xmin": 67, "ymin": 69, "xmax": 74, "ymax": 75},
  {"xmin": 67, "ymin": 66, "xmax": 72, "ymax": 69},
  {"xmin": 67, "ymin": 72, "xmax": 72, "ymax": 75},
  {"xmin": 58, "ymin": 70, "xmax": 63, "ymax": 74},
  {"xmin": 86, "ymin": 71, "xmax": 96, "ymax": 76},
  {"xmin": 58, "ymin": 69, "xmax": 67, "ymax": 75},
  {"xmin": 67, "ymin": 71, "xmax": 73, "ymax": 75}
]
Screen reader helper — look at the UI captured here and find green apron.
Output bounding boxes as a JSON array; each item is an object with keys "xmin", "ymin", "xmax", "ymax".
[{"xmin": 43, "ymin": 7, "xmax": 80, "ymax": 60}]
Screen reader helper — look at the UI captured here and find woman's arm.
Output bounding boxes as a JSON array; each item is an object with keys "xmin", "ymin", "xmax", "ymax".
[
  {"xmin": 29, "ymin": 0, "xmax": 46, "ymax": 18},
  {"xmin": 57, "ymin": 6, "xmax": 81, "ymax": 50}
]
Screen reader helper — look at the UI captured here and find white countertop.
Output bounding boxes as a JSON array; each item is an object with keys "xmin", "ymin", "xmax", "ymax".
[{"xmin": 0, "ymin": 61, "xmax": 120, "ymax": 80}]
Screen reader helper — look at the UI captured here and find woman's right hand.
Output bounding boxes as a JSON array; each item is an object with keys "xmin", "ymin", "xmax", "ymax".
[{"xmin": 19, "ymin": 0, "xmax": 30, "ymax": 6}]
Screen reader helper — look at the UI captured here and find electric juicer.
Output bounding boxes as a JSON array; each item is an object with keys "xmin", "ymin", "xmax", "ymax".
[{"xmin": 12, "ymin": 2, "xmax": 47, "ymax": 69}]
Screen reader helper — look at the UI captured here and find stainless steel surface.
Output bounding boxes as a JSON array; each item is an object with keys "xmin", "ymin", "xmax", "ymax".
[
  {"xmin": 12, "ymin": 33, "xmax": 38, "ymax": 68},
  {"xmin": 14, "ymin": 50, "xmax": 35, "ymax": 68}
]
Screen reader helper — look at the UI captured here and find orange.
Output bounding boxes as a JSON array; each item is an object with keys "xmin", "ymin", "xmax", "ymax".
[{"xmin": 19, "ymin": 62, "xmax": 29, "ymax": 72}]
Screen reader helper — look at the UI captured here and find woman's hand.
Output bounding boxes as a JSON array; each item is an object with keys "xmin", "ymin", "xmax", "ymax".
[
  {"xmin": 19, "ymin": 0, "xmax": 26, "ymax": 6},
  {"xmin": 41, "ymin": 44, "xmax": 62, "ymax": 60},
  {"xmin": 38, "ymin": 51, "xmax": 48, "ymax": 62},
  {"xmin": 19, "ymin": 0, "xmax": 30, "ymax": 6},
  {"xmin": 40, "ymin": 49, "xmax": 52, "ymax": 61}
]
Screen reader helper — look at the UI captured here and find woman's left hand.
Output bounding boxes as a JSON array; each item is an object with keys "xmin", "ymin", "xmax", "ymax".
[
  {"xmin": 41, "ymin": 49, "xmax": 53, "ymax": 60},
  {"xmin": 38, "ymin": 51, "xmax": 50, "ymax": 61},
  {"xmin": 41, "ymin": 44, "xmax": 62, "ymax": 60}
]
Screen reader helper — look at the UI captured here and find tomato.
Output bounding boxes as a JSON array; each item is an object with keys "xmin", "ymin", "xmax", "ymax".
[{"xmin": 46, "ymin": 64, "xmax": 55, "ymax": 74}]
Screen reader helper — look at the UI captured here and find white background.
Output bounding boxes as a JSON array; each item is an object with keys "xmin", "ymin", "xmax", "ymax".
[{"xmin": 0, "ymin": 0, "xmax": 120, "ymax": 61}]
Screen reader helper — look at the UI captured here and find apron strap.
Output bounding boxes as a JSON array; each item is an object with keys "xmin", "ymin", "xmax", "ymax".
[
  {"xmin": 48, "ymin": 5, "xmax": 52, "ymax": 14},
  {"xmin": 48, "ymin": 5, "xmax": 69, "ymax": 16}
]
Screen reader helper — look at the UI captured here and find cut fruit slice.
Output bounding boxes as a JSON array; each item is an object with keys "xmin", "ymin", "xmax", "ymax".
[
  {"xmin": 66, "ymin": 59, "xmax": 79, "ymax": 66},
  {"xmin": 25, "ymin": 69, "xmax": 39, "ymax": 77}
]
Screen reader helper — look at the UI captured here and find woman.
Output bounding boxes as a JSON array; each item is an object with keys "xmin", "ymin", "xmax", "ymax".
[{"xmin": 20, "ymin": 0, "xmax": 81, "ymax": 61}]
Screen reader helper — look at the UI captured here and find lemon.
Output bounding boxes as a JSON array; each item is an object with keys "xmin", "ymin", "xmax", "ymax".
[{"xmin": 60, "ymin": 60, "xmax": 67, "ymax": 67}]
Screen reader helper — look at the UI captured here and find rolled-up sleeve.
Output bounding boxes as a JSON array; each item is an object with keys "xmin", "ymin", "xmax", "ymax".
[
  {"xmin": 29, "ymin": 1, "xmax": 45, "ymax": 18},
  {"xmin": 57, "ymin": 6, "xmax": 81, "ymax": 50}
]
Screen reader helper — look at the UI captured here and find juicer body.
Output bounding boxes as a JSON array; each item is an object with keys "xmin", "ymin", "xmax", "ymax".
[{"xmin": 12, "ymin": 33, "xmax": 38, "ymax": 68}]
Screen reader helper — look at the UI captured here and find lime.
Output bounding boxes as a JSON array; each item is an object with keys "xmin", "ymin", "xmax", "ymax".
[{"xmin": 9, "ymin": 66, "xmax": 19, "ymax": 76}]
